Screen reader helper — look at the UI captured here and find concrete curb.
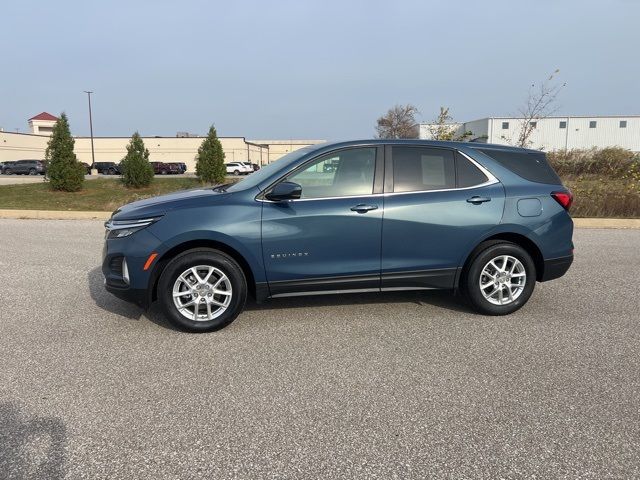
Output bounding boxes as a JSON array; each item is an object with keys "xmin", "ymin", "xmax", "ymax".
[
  {"xmin": 0, "ymin": 209, "xmax": 638, "ymax": 228},
  {"xmin": 573, "ymin": 218, "xmax": 640, "ymax": 229},
  {"xmin": 0, "ymin": 209, "xmax": 111, "ymax": 220}
]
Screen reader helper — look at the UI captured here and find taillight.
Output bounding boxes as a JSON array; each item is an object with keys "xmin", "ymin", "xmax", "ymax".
[{"xmin": 551, "ymin": 190, "xmax": 573, "ymax": 211}]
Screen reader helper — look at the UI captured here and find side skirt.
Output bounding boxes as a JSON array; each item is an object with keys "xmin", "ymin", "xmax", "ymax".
[{"xmin": 258, "ymin": 268, "xmax": 459, "ymax": 301}]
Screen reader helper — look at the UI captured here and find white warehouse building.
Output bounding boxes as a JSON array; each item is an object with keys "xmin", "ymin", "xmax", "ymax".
[{"xmin": 420, "ymin": 116, "xmax": 640, "ymax": 151}]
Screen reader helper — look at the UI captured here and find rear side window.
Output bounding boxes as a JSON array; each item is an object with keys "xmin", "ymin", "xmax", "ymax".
[
  {"xmin": 473, "ymin": 148, "xmax": 562, "ymax": 185},
  {"xmin": 392, "ymin": 147, "xmax": 455, "ymax": 192},
  {"xmin": 456, "ymin": 153, "xmax": 488, "ymax": 188}
]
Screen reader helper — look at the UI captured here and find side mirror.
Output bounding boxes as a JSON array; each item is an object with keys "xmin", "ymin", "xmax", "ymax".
[{"xmin": 265, "ymin": 181, "xmax": 302, "ymax": 201}]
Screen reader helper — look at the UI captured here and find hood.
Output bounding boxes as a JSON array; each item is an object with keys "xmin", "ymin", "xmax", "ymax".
[{"xmin": 112, "ymin": 187, "xmax": 227, "ymax": 221}]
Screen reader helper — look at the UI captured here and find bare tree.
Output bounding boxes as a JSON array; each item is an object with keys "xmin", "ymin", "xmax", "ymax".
[
  {"xmin": 510, "ymin": 70, "xmax": 566, "ymax": 147},
  {"xmin": 426, "ymin": 106, "xmax": 472, "ymax": 141},
  {"xmin": 375, "ymin": 104, "xmax": 419, "ymax": 139}
]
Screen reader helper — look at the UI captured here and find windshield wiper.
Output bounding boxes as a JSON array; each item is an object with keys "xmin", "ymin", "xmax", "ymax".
[{"xmin": 212, "ymin": 183, "xmax": 231, "ymax": 193}]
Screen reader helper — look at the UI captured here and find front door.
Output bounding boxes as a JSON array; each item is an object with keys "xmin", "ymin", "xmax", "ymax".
[{"xmin": 261, "ymin": 146, "xmax": 384, "ymax": 296}]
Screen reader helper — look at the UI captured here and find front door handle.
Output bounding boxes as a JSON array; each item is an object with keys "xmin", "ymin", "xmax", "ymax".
[
  {"xmin": 466, "ymin": 196, "xmax": 491, "ymax": 205},
  {"xmin": 350, "ymin": 204, "xmax": 378, "ymax": 213}
]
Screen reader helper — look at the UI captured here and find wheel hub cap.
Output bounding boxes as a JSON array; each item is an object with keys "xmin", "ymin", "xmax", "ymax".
[
  {"xmin": 479, "ymin": 255, "xmax": 526, "ymax": 306},
  {"xmin": 172, "ymin": 265, "xmax": 233, "ymax": 321}
]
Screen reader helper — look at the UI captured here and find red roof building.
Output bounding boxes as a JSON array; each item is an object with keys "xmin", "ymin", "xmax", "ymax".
[{"xmin": 28, "ymin": 112, "xmax": 58, "ymax": 135}]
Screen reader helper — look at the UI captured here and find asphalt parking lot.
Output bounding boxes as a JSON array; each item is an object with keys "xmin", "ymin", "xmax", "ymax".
[{"xmin": 1, "ymin": 219, "xmax": 638, "ymax": 479}]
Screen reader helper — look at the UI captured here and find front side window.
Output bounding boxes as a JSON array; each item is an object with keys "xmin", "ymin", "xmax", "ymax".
[
  {"xmin": 286, "ymin": 147, "xmax": 376, "ymax": 198},
  {"xmin": 392, "ymin": 147, "xmax": 455, "ymax": 193}
]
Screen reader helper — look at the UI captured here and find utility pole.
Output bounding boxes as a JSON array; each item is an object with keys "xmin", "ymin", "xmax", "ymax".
[{"xmin": 84, "ymin": 91, "xmax": 96, "ymax": 167}]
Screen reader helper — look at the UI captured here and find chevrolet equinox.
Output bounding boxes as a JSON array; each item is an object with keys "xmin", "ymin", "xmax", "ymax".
[{"xmin": 102, "ymin": 140, "xmax": 574, "ymax": 332}]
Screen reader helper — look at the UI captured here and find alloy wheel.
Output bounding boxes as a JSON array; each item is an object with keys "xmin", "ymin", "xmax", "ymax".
[
  {"xmin": 172, "ymin": 265, "xmax": 233, "ymax": 321},
  {"xmin": 479, "ymin": 255, "xmax": 527, "ymax": 306}
]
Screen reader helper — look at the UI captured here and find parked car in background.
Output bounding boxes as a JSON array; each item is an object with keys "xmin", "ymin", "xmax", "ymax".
[
  {"xmin": 93, "ymin": 162, "xmax": 122, "ymax": 175},
  {"xmin": 250, "ymin": 163, "xmax": 261, "ymax": 172},
  {"xmin": 176, "ymin": 162, "xmax": 187, "ymax": 173},
  {"xmin": 225, "ymin": 162, "xmax": 253, "ymax": 175},
  {"xmin": 150, "ymin": 162, "xmax": 182, "ymax": 175},
  {"xmin": 0, "ymin": 161, "xmax": 16, "ymax": 174},
  {"xmin": 81, "ymin": 162, "xmax": 92, "ymax": 175},
  {"xmin": 166, "ymin": 163, "xmax": 184, "ymax": 174},
  {"xmin": 102, "ymin": 140, "xmax": 574, "ymax": 332},
  {"xmin": 2, "ymin": 159, "xmax": 45, "ymax": 175}
]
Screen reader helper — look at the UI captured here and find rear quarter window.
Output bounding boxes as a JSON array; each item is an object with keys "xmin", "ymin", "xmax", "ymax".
[{"xmin": 473, "ymin": 148, "xmax": 562, "ymax": 185}]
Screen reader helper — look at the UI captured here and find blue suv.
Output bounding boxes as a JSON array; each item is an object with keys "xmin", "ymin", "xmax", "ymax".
[{"xmin": 103, "ymin": 140, "xmax": 573, "ymax": 332}]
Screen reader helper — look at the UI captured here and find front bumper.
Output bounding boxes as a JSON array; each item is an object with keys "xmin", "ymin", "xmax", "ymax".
[
  {"xmin": 105, "ymin": 283, "xmax": 149, "ymax": 309},
  {"xmin": 102, "ymin": 229, "xmax": 162, "ymax": 309},
  {"xmin": 540, "ymin": 254, "xmax": 573, "ymax": 282}
]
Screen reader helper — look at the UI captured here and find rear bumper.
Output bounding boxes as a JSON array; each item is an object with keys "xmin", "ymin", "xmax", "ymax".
[{"xmin": 540, "ymin": 254, "xmax": 573, "ymax": 282}]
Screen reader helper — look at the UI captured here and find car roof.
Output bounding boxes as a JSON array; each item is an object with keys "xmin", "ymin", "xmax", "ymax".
[{"xmin": 314, "ymin": 139, "xmax": 541, "ymax": 154}]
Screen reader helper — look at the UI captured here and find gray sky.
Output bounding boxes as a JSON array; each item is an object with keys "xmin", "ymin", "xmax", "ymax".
[{"xmin": 1, "ymin": 0, "xmax": 638, "ymax": 139}]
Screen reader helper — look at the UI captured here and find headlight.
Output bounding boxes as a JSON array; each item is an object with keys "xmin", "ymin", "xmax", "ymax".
[{"xmin": 105, "ymin": 217, "xmax": 160, "ymax": 239}]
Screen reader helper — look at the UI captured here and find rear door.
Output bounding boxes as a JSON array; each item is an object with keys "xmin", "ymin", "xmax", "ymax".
[
  {"xmin": 381, "ymin": 146, "xmax": 505, "ymax": 290},
  {"xmin": 261, "ymin": 146, "xmax": 384, "ymax": 296}
]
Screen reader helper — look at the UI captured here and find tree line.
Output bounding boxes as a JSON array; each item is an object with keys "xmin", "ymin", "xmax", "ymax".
[
  {"xmin": 45, "ymin": 117, "xmax": 227, "ymax": 192},
  {"xmin": 375, "ymin": 71, "xmax": 565, "ymax": 147}
]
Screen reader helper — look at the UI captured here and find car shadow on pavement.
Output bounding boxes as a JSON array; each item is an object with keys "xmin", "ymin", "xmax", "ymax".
[
  {"xmin": 0, "ymin": 401, "xmax": 68, "ymax": 480},
  {"xmin": 88, "ymin": 265, "xmax": 473, "ymax": 331},
  {"xmin": 87, "ymin": 267, "xmax": 143, "ymax": 320}
]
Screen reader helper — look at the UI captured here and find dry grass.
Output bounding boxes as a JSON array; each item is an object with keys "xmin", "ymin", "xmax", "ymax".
[{"xmin": 547, "ymin": 148, "xmax": 640, "ymax": 218}]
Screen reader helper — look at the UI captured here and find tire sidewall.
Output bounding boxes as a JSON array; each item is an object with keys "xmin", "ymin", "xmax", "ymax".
[
  {"xmin": 464, "ymin": 243, "xmax": 536, "ymax": 315},
  {"xmin": 158, "ymin": 250, "xmax": 247, "ymax": 332}
]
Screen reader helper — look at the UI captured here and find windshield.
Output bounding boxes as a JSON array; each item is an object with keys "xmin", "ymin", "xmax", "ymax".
[{"xmin": 226, "ymin": 146, "xmax": 319, "ymax": 192}]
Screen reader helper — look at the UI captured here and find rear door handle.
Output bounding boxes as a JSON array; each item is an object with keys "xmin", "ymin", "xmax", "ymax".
[
  {"xmin": 466, "ymin": 196, "xmax": 491, "ymax": 204},
  {"xmin": 350, "ymin": 204, "xmax": 378, "ymax": 213}
]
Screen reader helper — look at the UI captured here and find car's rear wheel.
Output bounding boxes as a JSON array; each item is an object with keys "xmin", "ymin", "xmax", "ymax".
[
  {"xmin": 462, "ymin": 241, "xmax": 536, "ymax": 315},
  {"xmin": 158, "ymin": 249, "xmax": 247, "ymax": 332},
  {"xmin": 233, "ymin": 169, "xmax": 240, "ymax": 175}
]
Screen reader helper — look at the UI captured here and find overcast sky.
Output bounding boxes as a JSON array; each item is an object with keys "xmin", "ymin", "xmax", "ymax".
[{"xmin": 1, "ymin": 0, "xmax": 638, "ymax": 139}]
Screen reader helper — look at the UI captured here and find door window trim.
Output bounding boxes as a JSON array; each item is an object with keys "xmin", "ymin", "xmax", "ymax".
[{"xmin": 384, "ymin": 146, "xmax": 498, "ymax": 195}]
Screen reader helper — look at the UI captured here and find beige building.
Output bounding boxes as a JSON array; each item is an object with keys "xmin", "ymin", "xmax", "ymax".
[{"xmin": 0, "ymin": 112, "xmax": 324, "ymax": 171}]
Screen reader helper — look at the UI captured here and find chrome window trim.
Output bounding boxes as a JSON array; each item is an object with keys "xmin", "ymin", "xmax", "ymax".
[{"xmin": 257, "ymin": 149, "xmax": 499, "ymax": 203}]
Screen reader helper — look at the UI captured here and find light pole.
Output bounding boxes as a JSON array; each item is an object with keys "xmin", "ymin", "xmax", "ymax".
[{"xmin": 84, "ymin": 91, "xmax": 95, "ymax": 168}]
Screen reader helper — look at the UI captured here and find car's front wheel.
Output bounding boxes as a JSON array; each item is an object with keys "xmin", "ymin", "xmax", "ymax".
[
  {"xmin": 462, "ymin": 241, "xmax": 536, "ymax": 315},
  {"xmin": 158, "ymin": 249, "xmax": 247, "ymax": 332}
]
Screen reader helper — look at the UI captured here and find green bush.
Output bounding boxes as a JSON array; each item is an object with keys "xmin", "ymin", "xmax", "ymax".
[
  {"xmin": 121, "ymin": 132, "xmax": 154, "ymax": 188},
  {"xmin": 45, "ymin": 113, "xmax": 85, "ymax": 192},
  {"xmin": 196, "ymin": 126, "xmax": 226, "ymax": 184}
]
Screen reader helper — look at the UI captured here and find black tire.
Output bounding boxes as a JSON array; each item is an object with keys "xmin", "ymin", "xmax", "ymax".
[
  {"xmin": 5, "ymin": 168, "xmax": 12, "ymax": 175},
  {"xmin": 462, "ymin": 241, "xmax": 536, "ymax": 315},
  {"xmin": 108, "ymin": 168, "xmax": 116, "ymax": 175},
  {"xmin": 158, "ymin": 249, "xmax": 247, "ymax": 332},
  {"xmin": 29, "ymin": 168, "xmax": 37, "ymax": 175},
  {"xmin": 233, "ymin": 169, "xmax": 240, "ymax": 175}
]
